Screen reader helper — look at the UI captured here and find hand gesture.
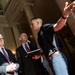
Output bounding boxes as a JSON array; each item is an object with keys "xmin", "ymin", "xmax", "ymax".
[
  {"xmin": 63, "ymin": 1, "xmax": 75, "ymax": 18},
  {"xmin": 6, "ymin": 63, "xmax": 17, "ymax": 73}
]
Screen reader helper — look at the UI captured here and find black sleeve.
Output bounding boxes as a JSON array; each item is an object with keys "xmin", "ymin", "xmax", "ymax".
[
  {"xmin": 44, "ymin": 24, "xmax": 55, "ymax": 35},
  {"xmin": 16, "ymin": 49, "xmax": 23, "ymax": 74}
]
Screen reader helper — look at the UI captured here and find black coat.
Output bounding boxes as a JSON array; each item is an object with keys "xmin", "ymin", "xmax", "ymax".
[
  {"xmin": 0, "ymin": 48, "xmax": 19, "ymax": 75},
  {"xmin": 16, "ymin": 42, "xmax": 47, "ymax": 75}
]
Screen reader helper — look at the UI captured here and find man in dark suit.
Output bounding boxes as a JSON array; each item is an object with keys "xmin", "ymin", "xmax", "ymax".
[
  {"xmin": 16, "ymin": 33, "xmax": 48, "ymax": 75},
  {"xmin": 0, "ymin": 34, "xmax": 19, "ymax": 75}
]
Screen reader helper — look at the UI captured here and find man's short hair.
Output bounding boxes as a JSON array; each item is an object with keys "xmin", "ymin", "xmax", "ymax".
[{"xmin": 31, "ymin": 17, "xmax": 42, "ymax": 20}]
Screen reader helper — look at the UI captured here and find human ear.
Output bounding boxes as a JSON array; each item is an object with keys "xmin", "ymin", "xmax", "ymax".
[{"xmin": 19, "ymin": 37, "xmax": 21, "ymax": 40}]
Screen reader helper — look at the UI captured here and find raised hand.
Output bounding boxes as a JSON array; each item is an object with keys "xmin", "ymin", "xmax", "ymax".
[{"xmin": 63, "ymin": 1, "xmax": 75, "ymax": 18}]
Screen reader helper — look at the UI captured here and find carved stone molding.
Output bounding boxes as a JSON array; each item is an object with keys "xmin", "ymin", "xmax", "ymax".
[{"xmin": 0, "ymin": 15, "xmax": 8, "ymax": 27}]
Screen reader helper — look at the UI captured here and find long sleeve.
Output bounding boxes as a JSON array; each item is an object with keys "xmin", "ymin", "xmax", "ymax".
[{"xmin": 0, "ymin": 63, "xmax": 9, "ymax": 74}]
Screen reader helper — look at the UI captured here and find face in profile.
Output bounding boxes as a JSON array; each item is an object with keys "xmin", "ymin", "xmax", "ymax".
[
  {"xmin": 31, "ymin": 19, "xmax": 41, "ymax": 31},
  {"xmin": 0, "ymin": 34, "xmax": 4, "ymax": 47},
  {"xmin": 19, "ymin": 33, "xmax": 28, "ymax": 43}
]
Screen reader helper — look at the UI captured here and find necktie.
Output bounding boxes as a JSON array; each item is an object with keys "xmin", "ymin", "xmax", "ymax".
[
  {"xmin": 25, "ymin": 44, "xmax": 30, "ymax": 52},
  {"xmin": 1, "ymin": 48, "xmax": 10, "ymax": 63}
]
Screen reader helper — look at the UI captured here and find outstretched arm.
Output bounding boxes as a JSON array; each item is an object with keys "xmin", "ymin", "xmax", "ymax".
[{"xmin": 54, "ymin": 1, "xmax": 75, "ymax": 32}]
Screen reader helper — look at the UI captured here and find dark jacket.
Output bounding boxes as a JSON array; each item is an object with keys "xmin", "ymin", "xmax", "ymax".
[
  {"xmin": 16, "ymin": 42, "xmax": 47, "ymax": 75},
  {"xmin": 0, "ymin": 48, "xmax": 19, "ymax": 75}
]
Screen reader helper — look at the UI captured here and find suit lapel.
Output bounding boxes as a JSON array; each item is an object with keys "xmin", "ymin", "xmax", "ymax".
[
  {"xmin": 20, "ymin": 45, "xmax": 27, "ymax": 54},
  {"xmin": 5, "ymin": 49, "xmax": 12, "ymax": 62},
  {"xmin": 28, "ymin": 42, "xmax": 36, "ymax": 51},
  {"xmin": 0, "ymin": 51, "xmax": 8, "ymax": 62}
]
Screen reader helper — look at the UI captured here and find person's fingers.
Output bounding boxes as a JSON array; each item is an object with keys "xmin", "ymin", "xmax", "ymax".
[
  {"xmin": 64, "ymin": 2, "xmax": 68, "ymax": 8},
  {"xmin": 68, "ymin": 1, "xmax": 75, "ymax": 12},
  {"xmin": 72, "ymin": 1, "xmax": 75, "ymax": 7}
]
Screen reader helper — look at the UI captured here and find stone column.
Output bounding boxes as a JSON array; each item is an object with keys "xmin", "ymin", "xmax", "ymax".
[
  {"xmin": 11, "ymin": 23, "xmax": 21, "ymax": 47},
  {"xmin": 23, "ymin": 3, "xmax": 38, "ymax": 43},
  {"xmin": 55, "ymin": 0, "xmax": 75, "ymax": 35}
]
